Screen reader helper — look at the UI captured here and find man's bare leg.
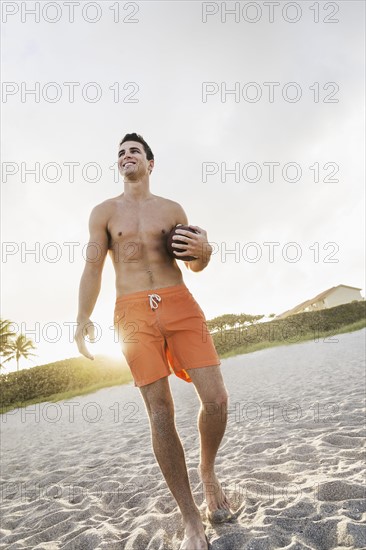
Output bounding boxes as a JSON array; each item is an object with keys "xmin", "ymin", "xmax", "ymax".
[
  {"xmin": 186, "ymin": 365, "xmax": 231, "ymax": 519},
  {"xmin": 139, "ymin": 376, "xmax": 208, "ymax": 550}
]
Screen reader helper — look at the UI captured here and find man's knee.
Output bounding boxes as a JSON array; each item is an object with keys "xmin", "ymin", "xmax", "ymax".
[
  {"xmin": 204, "ymin": 379, "xmax": 229, "ymax": 407},
  {"xmin": 140, "ymin": 377, "xmax": 173, "ymax": 415},
  {"xmin": 201, "ymin": 388, "xmax": 228, "ymax": 418},
  {"xmin": 147, "ymin": 397, "xmax": 175, "ymax": 428},
  {"xmin": 213, "ymin": 389, "xmax": 229, "ymax": 407}
]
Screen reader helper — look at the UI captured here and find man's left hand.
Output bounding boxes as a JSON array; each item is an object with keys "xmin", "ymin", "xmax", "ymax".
[{"xmin": 172, "ymin": 225, "xmax": 212, "ymax": 262}]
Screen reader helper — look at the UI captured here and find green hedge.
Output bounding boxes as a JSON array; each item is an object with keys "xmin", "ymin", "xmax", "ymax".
[
  {"xmin": 1, "ymin": 302, "xmax": 364, "ymax": 409},
  {"xmin": 212, "ymin": 301, "xmax": 366, "ymax": 356},
  {"xmin": 0, "ymin": 356, "xmax": 132, "ymax": 408}
]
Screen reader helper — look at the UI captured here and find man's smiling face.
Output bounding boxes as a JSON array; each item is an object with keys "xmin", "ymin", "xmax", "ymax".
[{"xmin": 118, "ymin": 141, "xmax": 154, "ymax": 179}]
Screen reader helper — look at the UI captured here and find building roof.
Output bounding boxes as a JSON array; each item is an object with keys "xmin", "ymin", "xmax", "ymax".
[{"xmin": 277, "ymin": 284, "xmax": 363, "ymax": 319}]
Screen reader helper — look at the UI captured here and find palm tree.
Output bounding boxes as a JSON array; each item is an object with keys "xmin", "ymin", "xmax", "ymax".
[
  {"xmin": 0, "ymin": 319, "xmax": 17, "ymax": 369},
  {"xmin": 9, "ymin": 335, "xmax": 37, "ymax": 372}
]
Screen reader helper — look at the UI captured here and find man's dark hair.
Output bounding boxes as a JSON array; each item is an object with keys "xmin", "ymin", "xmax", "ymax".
[{"xmin": 119, "ymin": 133, "xmax": 154, "ymax": 161}]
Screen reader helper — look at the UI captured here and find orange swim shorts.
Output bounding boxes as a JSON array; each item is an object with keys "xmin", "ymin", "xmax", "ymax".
[{"xmin": 113, "ymin": 283, "xmax": 220, "ymax": 387}]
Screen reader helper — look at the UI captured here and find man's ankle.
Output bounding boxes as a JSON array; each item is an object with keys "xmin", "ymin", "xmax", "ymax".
[
  {"xmin": 183, "ymin": 517, "xmax": 205, "ymax": 538},
  {"xmin": 183, "ymin": 508, "xmax": 202, "ymax": 528},
  {"xmin": 199, "ymin": 463, "xmax": 215, "ymax": 474}
]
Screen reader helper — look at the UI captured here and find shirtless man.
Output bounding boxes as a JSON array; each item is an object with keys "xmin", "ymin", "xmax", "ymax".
[{"xmin": 75, "ymin": 133, "xmax": 231, "ymax": 550}]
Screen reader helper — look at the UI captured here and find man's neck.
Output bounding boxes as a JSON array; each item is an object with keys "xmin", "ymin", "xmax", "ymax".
[{"xmin": 123, "ymin": 177, "xmax": 153, "ymax": 202}]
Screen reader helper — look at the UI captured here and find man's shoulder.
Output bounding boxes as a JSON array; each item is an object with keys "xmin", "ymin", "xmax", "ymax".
[
  {"xmin": 153, "ymin": 195, "xmax": 184, "ymax": 211},
  {"xmin": 89, "ymin": 197, "xmax": 120, "ymax": 225},
  {"xmin": 92, "ymin": 196, "xmax": 120, "ymax": 213}
]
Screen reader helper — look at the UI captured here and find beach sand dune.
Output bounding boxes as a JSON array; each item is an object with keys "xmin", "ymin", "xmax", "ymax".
[{"xmin": 1, "ymin": 330, "xmax": 365, "ymax": 549}]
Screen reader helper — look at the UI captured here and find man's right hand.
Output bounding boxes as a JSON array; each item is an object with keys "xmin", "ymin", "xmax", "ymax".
[{"xmin": 75, "ymin": 318, "xmax": 96, "ymax": 360}]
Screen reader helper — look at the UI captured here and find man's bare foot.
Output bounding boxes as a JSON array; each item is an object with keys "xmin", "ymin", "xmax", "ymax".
[
  {"xmin": 180, "ymin": 519, "xmax": 209, "ymax": 550},
  {"xmin": 199, "ymin": 465, "xmax": 233, "ymax": 523},
  {"xmin": 180, "ymin": 534, "xmax": 209, "ymax": 550}
]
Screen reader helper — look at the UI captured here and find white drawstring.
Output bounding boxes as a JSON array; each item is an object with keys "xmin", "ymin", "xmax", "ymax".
[{"xmin": 148, "ymin": 293, "xmax": 161, "ymax": 310}]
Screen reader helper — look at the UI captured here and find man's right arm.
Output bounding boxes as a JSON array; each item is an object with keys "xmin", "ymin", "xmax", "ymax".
[{"xmin": 75, "ymin": 204, "xmax": 109, "ymax": 359}]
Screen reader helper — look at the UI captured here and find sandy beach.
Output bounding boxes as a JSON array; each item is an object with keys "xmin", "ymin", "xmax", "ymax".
[{"xmin": 1, "ymin": 329, "xmax": 365, "ymax": 550}]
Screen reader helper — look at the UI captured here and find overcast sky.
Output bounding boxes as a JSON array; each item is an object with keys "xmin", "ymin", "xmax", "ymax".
[{"xmin": 1, "ymin": 1, "xmax": 365, "ymax": 370}]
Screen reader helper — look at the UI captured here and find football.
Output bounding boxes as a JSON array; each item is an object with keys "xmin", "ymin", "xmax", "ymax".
[{"xmin": 166, "ymin": 225, "xmax": 198, "ymax": 262}]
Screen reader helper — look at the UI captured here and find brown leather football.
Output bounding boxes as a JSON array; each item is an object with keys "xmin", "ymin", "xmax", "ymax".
[{"xmin": 166, "ymin": 225, "xmax": 198, "ymax": 261}]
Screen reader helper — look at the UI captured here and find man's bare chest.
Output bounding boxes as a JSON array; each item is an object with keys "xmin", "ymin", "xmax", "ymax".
[{"xmin": 107, "ymin": 205, "xmax": 176, "ymax": 248}]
